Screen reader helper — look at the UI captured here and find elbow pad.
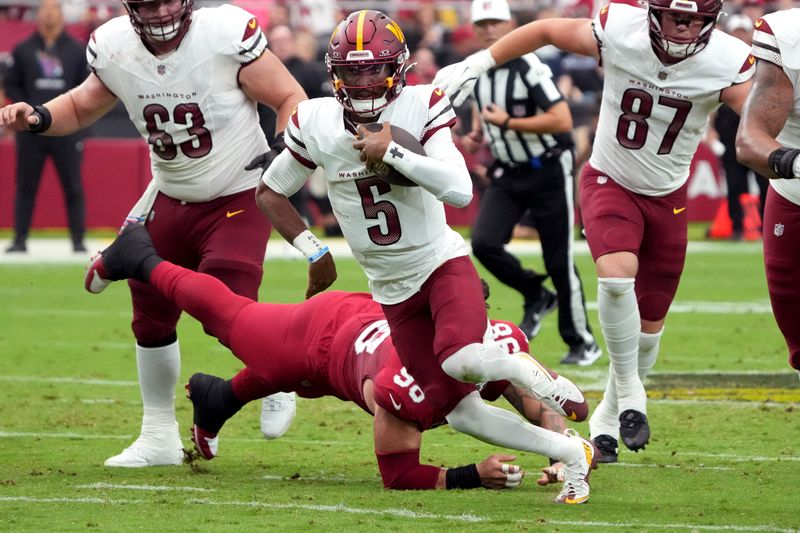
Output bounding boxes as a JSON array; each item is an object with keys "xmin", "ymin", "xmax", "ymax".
[{"xmin": 376, "ymin": 449, "xmax": 441, "ymax": 490}]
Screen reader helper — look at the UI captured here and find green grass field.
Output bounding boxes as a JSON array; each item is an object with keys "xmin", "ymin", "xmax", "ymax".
[{"xmin": 0, "ymin": 237, "xmax": 798, "ymax": 532}]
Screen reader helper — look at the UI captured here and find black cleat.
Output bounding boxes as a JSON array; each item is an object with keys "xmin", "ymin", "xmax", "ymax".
[
  {"xmin": 185, "ymin": 373, "xmax": 243, "ymax": 460},
  {"xmin": 5, "ymin": 241, "xmax": 26, "ymax": 253},
  {"xmin": 519, "ymin": 287, "xmax": 558, "ymax": 339},
  {"xmin": 619, "ymin": 409, "xmax": 650, "ymax": 451},
  {"xmin": 84, "ymin": 225, "xmax": 161, "ymax": 293},
  {"xmin": 592, "ymin": 434, "xmax": 619, "ymax": 463}
]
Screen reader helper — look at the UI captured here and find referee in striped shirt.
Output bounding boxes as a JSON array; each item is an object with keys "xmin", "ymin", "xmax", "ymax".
[{"xmin": 464, "ymin": 0, "xmax": 601, "ymax": 365}]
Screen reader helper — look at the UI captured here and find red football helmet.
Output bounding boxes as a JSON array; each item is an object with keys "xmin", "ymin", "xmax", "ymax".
[
  {"xmin": 648, "ymin": 0, "xmax": 723, "ymax": 61},
  {"xmin": 122, "ymin": 0, "xmax": 194, "ymax": 49},
  {"xmin": 325, "ymin": 10, "xmax": 411, "ymax": 118}
]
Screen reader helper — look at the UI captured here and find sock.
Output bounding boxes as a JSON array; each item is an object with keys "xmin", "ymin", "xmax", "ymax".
[
  {"xmin": 597, "ymin": 278, "xmax": 646, "ymax": 413},
  {"xmin": 137, "ymin": 340, "xmax": 180, "ymax": 429},
  {"xmin": 441, "ymin": 341, "xmax": 551, "ymax": 392},
  {"xmin": 589, "ymin": 364, "xmax": 619, "ymax": 440},
  {"xmin": 638, "ymin": 328, "xmax": 664, "ymax": 380},
  {"xmin": 445, "ymin": 393, "xmax": 582, "ymax": 463}
]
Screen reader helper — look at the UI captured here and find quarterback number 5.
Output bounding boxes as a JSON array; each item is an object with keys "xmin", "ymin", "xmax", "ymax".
[
  {"xmin": 355, "ymin": 176, "xmax": 402, "ymax": 246},
  {"xmin": 616, "ymin": 88, "xmax": 692, "ymax": 155},
  {"xmin": 393, "ymin": 367, "xmax": 425, "ymax": 404},
  {"xmin": 143, "ymin": 103, "xmax": 213, "ymax": 160}
]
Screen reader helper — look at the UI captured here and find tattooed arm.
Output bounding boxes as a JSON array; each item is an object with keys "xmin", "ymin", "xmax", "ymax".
[
  {"xmin": 736, "ymin": 59, "xmax": 796, "ymax": 179},
  {"xmin": 502, "ymin": 385, "xmax": 567, "ymax": 434}
]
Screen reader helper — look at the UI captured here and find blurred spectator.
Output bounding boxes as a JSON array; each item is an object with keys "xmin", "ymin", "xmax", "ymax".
[
  {"xmin": 4, "ymin": 0, "xmax": 87, "ymax": 253},
  {"xmin": 406, "ymin": 47, "xmax": 439, "ymax": 85},
  {"xmin": 712, "ymin": 13, "xmax": 767, "ymax": 239}
]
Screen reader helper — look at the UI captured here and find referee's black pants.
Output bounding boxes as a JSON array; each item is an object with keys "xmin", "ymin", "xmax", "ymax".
[
  {"xmin": 13, "ymin": 132, "xmax": 85, "ymax": 244},
  {"xmin": 471, "ymin": 151, "xmax": 595, "ymax": 349}
]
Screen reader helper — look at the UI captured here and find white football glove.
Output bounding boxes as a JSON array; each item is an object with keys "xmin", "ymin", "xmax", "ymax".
[{"xmin": 433, "ymin": 49, "xmax": 496, "ymax": 107}]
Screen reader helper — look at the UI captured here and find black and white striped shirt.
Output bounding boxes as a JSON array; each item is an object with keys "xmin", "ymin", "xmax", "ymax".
[{"xmin": 473, "ymin": 53, "xmax": 573, "ymax": 165}]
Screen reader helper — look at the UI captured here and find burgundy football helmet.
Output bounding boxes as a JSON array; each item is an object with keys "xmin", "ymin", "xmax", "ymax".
[
  {"xmin": 325, "ymin": 10, "xmax": 411, "ymax": 118},
  {"xmin": 648, "ymin": 0, "xmax": 723, "ymax": 61},
  {"xmin": 122, "ymin": 0, "xmax": 194, "ymax": 49}
]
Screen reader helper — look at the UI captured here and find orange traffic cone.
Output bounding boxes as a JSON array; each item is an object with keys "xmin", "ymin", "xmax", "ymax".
[{"xmin": 707, "ymin": 200, "xmax": 733, "ymax": 239}]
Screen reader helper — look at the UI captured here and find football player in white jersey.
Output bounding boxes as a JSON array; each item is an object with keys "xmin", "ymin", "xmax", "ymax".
[
  {"xmin": 0, "ymin": 0, "xmax": 306, "ymax": 467},
  {"xmin": 253, "ymin": 10, "xmax": 599, "ymax": 504},
  {"xmin": 736, "ymin": 10, "xmax": 800, "ymax": 380},
  {"xmin": 434, "ymin": 0, "xmax": 754, "ymax": 459}
]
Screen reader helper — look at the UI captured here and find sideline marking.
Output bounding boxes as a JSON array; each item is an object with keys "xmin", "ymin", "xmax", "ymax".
[{"xmin": 0, "ymin": 495, "xmax": 794, "ymax": 532}]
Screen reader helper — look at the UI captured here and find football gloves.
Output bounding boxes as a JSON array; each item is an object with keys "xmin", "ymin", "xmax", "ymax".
[
  {"xmin": 245, "ymin": 131, "xmax": 288, "ymax": 174},
  {"xmin": 432, "ymin": 49, "xmax": 496, "ymax": 107}
]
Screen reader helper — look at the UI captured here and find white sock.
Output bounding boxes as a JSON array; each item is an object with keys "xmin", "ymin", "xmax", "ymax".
[
  {"xmin": 445, "ymin": 393, "xmax": 581, "ymax": 463},
  {"xmin": 442, "ymin": 341, "xmax": 540, "ymax": 390},
  {"xmin": 638, "ymin": 328, "xmax": 664, "ymax": 380},
  {"xmin": 597, "ymin": 278, "xmax": 645, "ymax": 413},
  {"xmin": 589, "ymin": 364, "xmax": 619, "ymax": 440},
  {"xmin": 136, "ymin": 340, "xmax": 180, "ymax": 428}
]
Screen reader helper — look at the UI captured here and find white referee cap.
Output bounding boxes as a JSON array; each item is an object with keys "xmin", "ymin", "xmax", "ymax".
[{"xmin": 471, "ymin": 0, "xmax": 512, "ymax": 23}]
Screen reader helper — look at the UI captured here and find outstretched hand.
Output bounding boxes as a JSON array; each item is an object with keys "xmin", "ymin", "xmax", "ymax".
[
  {"xmin": 0, "ymin": 102, "xmax": 37, "ymax": 131},
  {"xmin": 476, "ymin": 454, "xmax": 524, "ymax": 489},
  {"xmin": 536, "ymin": 462, "xmax": 565, "ymax": 486},
  {"xmin": 306, "ymin": 253, "xmax": 337, "ymax": 299}
]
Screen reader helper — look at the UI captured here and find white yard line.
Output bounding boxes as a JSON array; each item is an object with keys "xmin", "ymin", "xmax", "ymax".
[
  {"xmin": 77, "ymin": 482, "xmax": 212, "ymax": 492},
  {"xmin": 0, "ymin": 495, "xmax": 793, "ymax": 532},
  {"xmin": 0, "ymin": 376, "xmax": 138, "ymax": 386}
]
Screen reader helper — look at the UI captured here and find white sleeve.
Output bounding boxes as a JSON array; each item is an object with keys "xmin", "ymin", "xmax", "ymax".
[
  {"xmin": 262, "ymin": 149, "xmax": 316, "ymax": 197},
  {"xmin": 120, "ymin": 180, "xmax": 158, "ymax": 231},
  {"xmin": 383, "ymin": 127, "xmax": 473, "ymax": 208}
]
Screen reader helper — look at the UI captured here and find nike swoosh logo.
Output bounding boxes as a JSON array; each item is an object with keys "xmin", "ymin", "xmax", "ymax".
[
  {"xmin": 673, "ymin": 206, "xmax": 686, "ymax": 215},
  {"xmin": 564, "ymin": 495, "xmax": 590, "ymax": 504},
  {"xmin": 226, "ymin": 209, "xmax": 245, "ymax": 218},
  {"xmin": 389, "ymin": 393, "xmax": 402, "ymax": 411}
]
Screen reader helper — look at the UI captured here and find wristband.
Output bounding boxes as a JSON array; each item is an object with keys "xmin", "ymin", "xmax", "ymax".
[
  {"xmin": 501, "ymin": 117, "xmax": 511, "ymax": 131},
  {"xmin": 28, "ymin": 105, "xmax": 52, "ymax": 134},
  {"xmin": 445, "ymin": 463, "xmax": 481, "ymax": 489},
  {"xmin": 292, "ymin": 229, "xmax": 329, "ymax": 263},
  {"xmin": 767, "ymin": 147, "xmax": 800, "ymax": 179}
]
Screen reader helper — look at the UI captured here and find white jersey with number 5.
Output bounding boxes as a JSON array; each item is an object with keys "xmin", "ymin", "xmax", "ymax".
[
  {"xmin": 277, "ymin": 85, "xmax": 469, "ymax": 304},
  {"xmin": 752, "ymin": 10, "xmax": 800, "ymax": 206},
  {"xmin": 87, "ymin": 5, "xmax": 269, "ymax": 202},
  {"xmin": 590, "ymin": 0, "xmax": 754, "ymax": 196}
]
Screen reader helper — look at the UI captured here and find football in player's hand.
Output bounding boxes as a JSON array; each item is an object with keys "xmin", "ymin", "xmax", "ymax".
[{"xmin": 359, "ymin": 123, "xmax": 423, "ymax": 187}]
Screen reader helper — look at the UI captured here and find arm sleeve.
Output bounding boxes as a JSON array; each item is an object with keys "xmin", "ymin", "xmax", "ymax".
[
  {"xmin": 382, "ymin": 127, "xmax": 473, "ymax": 208},
  {"xmin": 375, "ymin": 449, "xmax": 442, "ymax": 490},
  {"xmin": 263, "ymin": 107, "xmax": 317, "ymax": 196},
  {"xmin": 262, "ymin": 149, "xmax": 316, "ymax": 197}
]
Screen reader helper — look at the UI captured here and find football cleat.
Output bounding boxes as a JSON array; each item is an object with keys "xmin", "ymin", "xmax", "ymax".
[
  {"xmin": 260, "ymin": 392, "xmax": 296, "ymax": 439},
  {"xmin": 104, "ymin": 422, "xmax": 183, "ymax": 467},
  {"xmin": 619, "ymin": 409, "xmax": 650, "ymax": 451},
  {"xmin": 516, "ymin": 352, "xmax": 588, "ymax": 421},
  {"xmin": 555, "ymin": 430, "xmax": 598, "ymax": 504},
  {"xmin": 592, "ymin": 434, "xmax": 619, "ymax": 464},
  {"xmin": 83, "ymin": 224, "xmax": 159, "ymax": 293},
  {"xmin": 185, "ymin": 373, "xmax": 241, "ymax": 459}
]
